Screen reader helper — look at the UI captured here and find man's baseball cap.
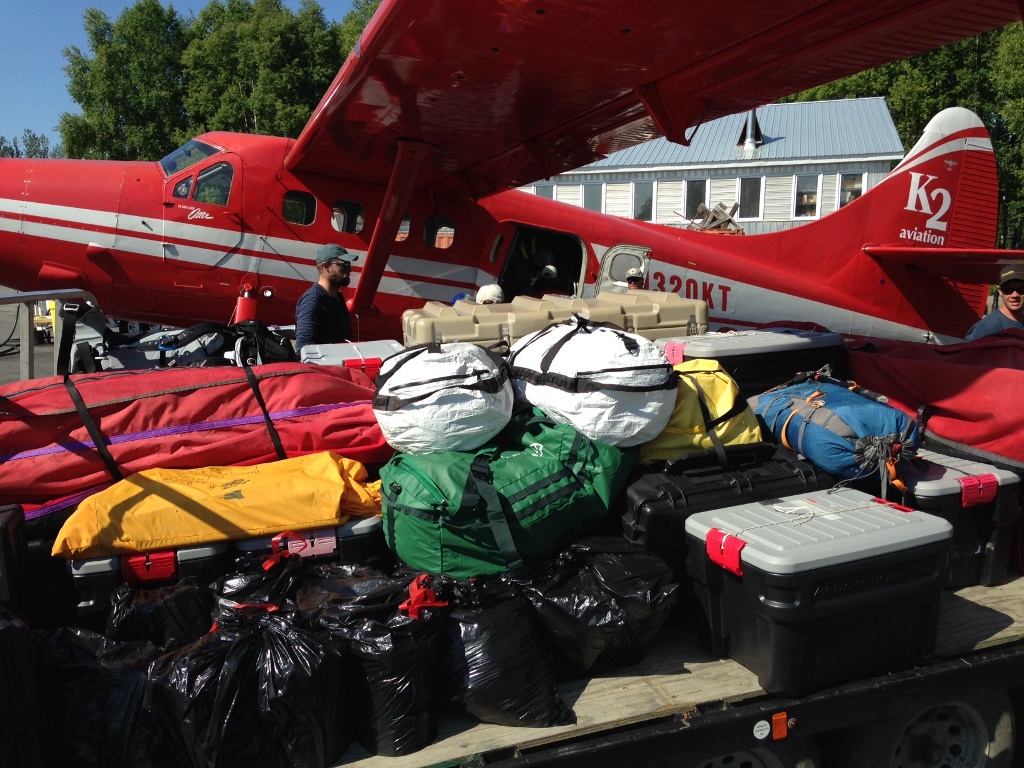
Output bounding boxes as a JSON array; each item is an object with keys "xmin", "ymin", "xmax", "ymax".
[
  {"xmin": 476, "ymin": 284, "xmax": 504, "ymax": 304},
  {"xmin": 315, "ymin": 244, "xmax": 357, "ymax": 266},
  {"xmin": 626, "ymin": 267, "xmax": 644, "ymax": 282},
  {"xmin": 999, "ymin": 263, "xmax": 1024, "ymax": 286}
]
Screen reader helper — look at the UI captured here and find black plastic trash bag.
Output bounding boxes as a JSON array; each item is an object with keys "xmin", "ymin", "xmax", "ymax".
[
  {"xmin": 438, "ymin": 577, "xmax": 576, "ymax": 727},
  {"xmin": 34, "ymin": 627, "xmax": 164, "ymax": 768},
  {"xmin": 316, "ymin": 573, "xmax": 446, "ymax": 757},
  {"xmin": 106, "ymin": 580, "xmax": 216, "ymax": 652},
  {"xmin": 296, "ymin": 564, "xmax": 405, "ymax": 626},
  {"xmin": 573, "ymin": 537, "xmax": 679, "ymax": 668},
  {"xmin": 520, "ymin": 537, "xmax": 679, "ymax": 677},
  {"xmin": 209, "ymin": 546, "xmax": 309, "ymax": 606},
  {"xmin": 147, "ymin": 606, "xmax": 348, "ymax": 768}
]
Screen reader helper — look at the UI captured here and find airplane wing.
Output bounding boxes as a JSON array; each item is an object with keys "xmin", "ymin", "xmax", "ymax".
[{"xmin": 284, "ymin": 0, "xmax": 1021, "ymax": 200}]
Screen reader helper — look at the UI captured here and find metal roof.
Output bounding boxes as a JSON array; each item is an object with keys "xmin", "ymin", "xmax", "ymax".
[{"xmin": 576, "ymin": 97, "xmax": 903, "ymax": 171}]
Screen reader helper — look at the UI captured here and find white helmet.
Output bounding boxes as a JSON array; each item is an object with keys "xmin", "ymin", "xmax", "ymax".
[{"xmin": 476, "ymin": 284, "xmax": 505, "ymax": 304}]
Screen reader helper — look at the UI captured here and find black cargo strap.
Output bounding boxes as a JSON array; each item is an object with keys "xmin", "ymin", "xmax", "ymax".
[
  {"xmin": 62, "ymin": 374, "xmax": 123, "ymax": 482},
  {"xmin": 373, "ymin": 342, "xmax": 511, "ymax": 411},
  {"xmin": 241, "ymin": 363, "xmax": 286, "ymax": 461},
  {"xmin": 508, "ymin": 314, "xmax": 675, "ymax": 394},
  {"xmin": 679, "ymin": 372, "xmax": 751, "ymax": 469},
  {"xmin": 463, "ymin": 453, "xmax": 525, "ymax": 574},
  {"xmin": 56, "ymin": 303, "xmax": 83, "ymax": 376},
  {"xmin": 373, "ymin": 342, "xmax": 440, "ymax": 390},
  {"xmin": 373, "ymin": 365, "xmax": 510, "ymax": 412}
]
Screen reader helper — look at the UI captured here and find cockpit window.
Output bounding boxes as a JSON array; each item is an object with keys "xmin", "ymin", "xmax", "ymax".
[
  {"xmin": 193, "ymin": 162, "xmax": 233, "ymax": 206},
  {"xmin": 160, "ymin": 140, "xmax": 219, "ymax": 176}
]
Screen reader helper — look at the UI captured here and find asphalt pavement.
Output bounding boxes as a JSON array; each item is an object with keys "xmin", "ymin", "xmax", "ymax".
[{"xmin": 0, "ymin": 285, "xmax": 57, "ymax": 386}]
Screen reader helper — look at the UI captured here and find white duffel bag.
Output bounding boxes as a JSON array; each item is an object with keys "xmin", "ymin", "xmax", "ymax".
[
  {"xmin": 372, "ymin": 341, "xmax": 514, "ymax": 454},
  {"xmin": 506, "ymin": 315, "xmax": 677, "ymax": 447}
]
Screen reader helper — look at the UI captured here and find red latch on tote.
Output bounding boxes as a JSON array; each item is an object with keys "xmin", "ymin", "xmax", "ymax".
[
  {"xmin": 344, "ymin": 357, "xmax": 383, "ymax": 380},
  {"xmin": 706, "ymin": 527, "xmax": 745, "ymax": 576},
  {"xmin": 958, "ymin": 474, "xmax": 998, "ymax": 506},
  {"xmin": 121, "ymin": 550, "xmax": 177, "ymax": 584}
]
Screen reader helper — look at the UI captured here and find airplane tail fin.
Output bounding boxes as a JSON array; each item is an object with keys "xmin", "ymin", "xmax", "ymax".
[
  {"xmin": 861, "ymin": 107, "xmax": 1017, "ymax": 281},
  {"xmin": 851, "ymin": 107, "xmax": 1024, "ymax": 335}
]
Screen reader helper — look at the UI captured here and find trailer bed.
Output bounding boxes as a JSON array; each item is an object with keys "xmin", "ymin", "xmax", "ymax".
[{"xmin": 336, "ymin": 571, "xmax": 1024, "ymax": 767}]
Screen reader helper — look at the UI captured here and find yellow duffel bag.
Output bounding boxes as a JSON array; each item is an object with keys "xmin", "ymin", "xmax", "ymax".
[
  {"xmin": 638, "ymin": 359, "xmax": 763, "ymax": 464},
  {"xmin": 52, "ymin": 452, "xmax": 382, "ymax": 558}
]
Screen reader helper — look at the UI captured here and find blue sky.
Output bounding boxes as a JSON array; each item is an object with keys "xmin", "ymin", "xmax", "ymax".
[{"xmin": 0, "ymin": 0, "xmax": 353, "ymax": 144}]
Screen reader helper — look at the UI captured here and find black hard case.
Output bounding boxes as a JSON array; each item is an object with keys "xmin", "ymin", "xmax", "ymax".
[
  {"xmin": 0, "ymin": 605, "xmax": 43, "ymax": 767},
  {"xmin": 623, "ymin": 443, "xmax": 837, "ymax": 577},
  {"xmin": 0, "ymin": 504, "xmax": 26, "ymax": 611}
]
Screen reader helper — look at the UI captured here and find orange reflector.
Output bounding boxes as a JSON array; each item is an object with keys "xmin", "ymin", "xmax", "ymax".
[{"xmin": 771, "ymin": 711, "xmax": 788, "ymax": 740}]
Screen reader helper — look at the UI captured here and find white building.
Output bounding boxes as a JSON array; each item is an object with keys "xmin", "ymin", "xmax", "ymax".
[{"xmin": 521, "ymin": 97, "xmax": 904, "ymax": 236}]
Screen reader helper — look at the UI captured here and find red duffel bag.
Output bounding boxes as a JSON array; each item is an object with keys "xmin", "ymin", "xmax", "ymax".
[{"xmin": 0, "ymin": 362, "xmax": 394, "ymax": 510}]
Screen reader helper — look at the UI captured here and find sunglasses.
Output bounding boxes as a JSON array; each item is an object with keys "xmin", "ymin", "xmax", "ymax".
[
  {"xmin": 327, "ymin": 260, "xmax": 351, "ymax": 270},
  {"xmin": 999, "ymin": 282, "xmax": 1024, "ymax": 296}
]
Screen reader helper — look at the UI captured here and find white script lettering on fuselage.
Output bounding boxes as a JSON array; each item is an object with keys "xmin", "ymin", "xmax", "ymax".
[{"xmin": 178, "ymin": 205, "xmax": 214, "ymax": 220}]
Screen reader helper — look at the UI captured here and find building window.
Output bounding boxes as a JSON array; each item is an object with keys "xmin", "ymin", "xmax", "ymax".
[
  {"xmin": 838, "ymin": 173, "xmax": 864, "ymax": 208},
  {"xmin": 684, "ymin": 179, "xmax": 707, "ymax": 220},
  {"xmin": 633, "ymin": 181, "xmax": 653, "ymax": 221},
  {"xmin": 794, "ymin": 174, "xmax": 820, "ymax": 218},
  {"xmin": 534, "ymin": 184, "xmax": 554, "ymax": 199},
  {"xmin": 583, "ymin": 183, "xmax": 602, "ymax": 212},
  {"xmin": 737, "ymin": 177, "xmax": 763, "ymax": 220}
]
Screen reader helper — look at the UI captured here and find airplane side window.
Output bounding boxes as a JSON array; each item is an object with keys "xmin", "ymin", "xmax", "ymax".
[
  {"xmin": 425, "ymin": 214, "xmax": 455, "ymax": 249},
  {"xmin": 282, "ymin": 191, "xmax": 316, "ymax": 226},
  {"xmin": 193, "ymin": 162, "xmax": 233, "ymax": 207},
  {"xmin": 173, "ymin": 177, "xmax": 193, "ymax": 199},
  {"xmin": 330, "ymin": 199, "xmax": 365, "ymax": 234},
  {"xmin": 395, "ymin": 213, "xmax": 411, "ymax": 242}
]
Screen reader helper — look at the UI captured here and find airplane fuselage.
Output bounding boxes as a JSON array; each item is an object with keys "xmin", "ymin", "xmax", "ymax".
[{"xmin": 0, "ymin": 114, "xmax": 1002, "ymax": 344}]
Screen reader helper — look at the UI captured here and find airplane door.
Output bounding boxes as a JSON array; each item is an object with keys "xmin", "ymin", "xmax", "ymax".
[
  {"xmin": 162, "ymin": 153, "xmax": 245, "ymax": 296},
  {"xmin": 594, "ymin": 245, "xmax": 651, "ymax": 295}
]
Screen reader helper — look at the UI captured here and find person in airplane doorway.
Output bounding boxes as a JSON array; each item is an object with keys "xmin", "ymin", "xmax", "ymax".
[
  {"xmin": 626, "ymin": 267, "xmax": 645, "ymax": 290},
  {"xmin": 295, "ymin": 244, "xmax": 358, "ymax": 353},
  {"xmin": 965, "ymin": 263, "xmax": 1024, "ymax": 340}
]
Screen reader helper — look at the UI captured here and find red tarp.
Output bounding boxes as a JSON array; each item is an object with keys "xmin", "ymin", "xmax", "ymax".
[
  {"xmin": 845, "ymin": 329, "xmax": 1024, "ymax": 465},
  {"xmin": 0, "ymin": 363, "xmax": 394, "ymax": 510}
]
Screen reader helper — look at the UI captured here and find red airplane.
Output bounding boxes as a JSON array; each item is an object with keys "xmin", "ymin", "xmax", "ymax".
[{"xmin": 2, "ymin": 0, "xmax": 1023, "ymax": 345}]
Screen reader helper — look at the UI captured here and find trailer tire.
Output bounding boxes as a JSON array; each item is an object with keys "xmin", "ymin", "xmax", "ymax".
[{"xmin": 819, "ymin": 687, "xmax": 1014, "ymax": 768}]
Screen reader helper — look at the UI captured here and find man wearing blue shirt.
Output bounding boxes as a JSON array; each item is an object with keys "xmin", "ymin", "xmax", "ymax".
[
  {"xmin": 965, "ymin": 263, "xmax": 1024, "ymax": 341},
  {"xmin": 295, "ymin": 244, "xmax": 358, "ymax": 353}
]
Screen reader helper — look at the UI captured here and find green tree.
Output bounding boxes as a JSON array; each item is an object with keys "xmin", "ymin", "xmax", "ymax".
[
  {"xmin": 338, "ymin": 0, "xmax": 380, "ymax": 54},
  {"xmin": 180, "ymin": 0, "xmax": 344, "ymax": 140},
  {"xmin": 0, "ymin": 130, "xmax": 63, "ymax": 158},
  {"xmin": 59, "ymin": 0, "xmax": 190, "ymax": 160},
  {"xmin": 992, "ymin": 22, "xmax": 1024, "ymax": 248}
]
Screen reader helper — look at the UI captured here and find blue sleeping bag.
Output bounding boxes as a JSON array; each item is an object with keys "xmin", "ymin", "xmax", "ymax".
[{"xmin": 749, "ymin": 381, "xmax": 918, "ymax": 480}]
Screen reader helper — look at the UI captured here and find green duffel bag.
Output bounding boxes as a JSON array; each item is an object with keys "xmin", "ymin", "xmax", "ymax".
[{"xmin": 380, "ymin": 408, "xmax": 635, "ymax": 577}]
